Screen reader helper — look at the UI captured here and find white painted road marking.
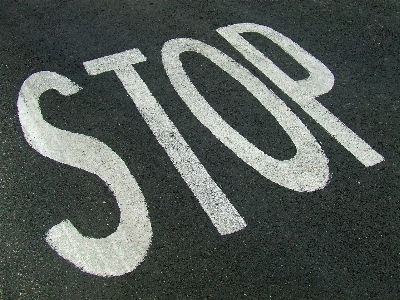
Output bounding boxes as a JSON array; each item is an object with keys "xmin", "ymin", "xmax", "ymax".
[
  {"xmin": 162, "ymin": 38, "xmax": 329, "ymax": 192},
  {"xmin": 83, "ymin": 49, "xmax": 247, "ymax": 236},
  {"xmin": 17, "ymin": 71, "xmax": 152, "ymax": 277},
  {"xmin": 217, "ymin": 23, "xmax": 384, "ymax": 167},
  {"xmin": 17, "ymin": 23, "xmax": 385, "ymax": 278}
]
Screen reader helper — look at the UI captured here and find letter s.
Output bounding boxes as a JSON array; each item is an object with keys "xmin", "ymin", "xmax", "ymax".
[{"xmin": 17, "ymin": 71, "xmax": 152, "ymax": 277}]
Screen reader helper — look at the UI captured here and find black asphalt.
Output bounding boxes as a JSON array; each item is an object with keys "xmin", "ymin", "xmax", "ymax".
[{"xmin": 1, "ymin": 1, "xmax": 399, "ymax": 299}]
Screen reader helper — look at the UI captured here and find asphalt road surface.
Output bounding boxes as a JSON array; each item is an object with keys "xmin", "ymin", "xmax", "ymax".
[{"xmin": 1, "ymin": 1, "xmax": 399, "ymax": 299}]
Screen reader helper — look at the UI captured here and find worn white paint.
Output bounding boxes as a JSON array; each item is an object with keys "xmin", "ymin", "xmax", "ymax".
[
  {"xmin": 84, "ymin": 49, "xmax": 247, "ymax": 235},
  {"xmin": 162, "ymin": 38, "xmax": 329, "ymax": 192},
  {"xmin": 16, "ymin": 24, "xmax": 385, "ymax": 278},
  {"xmin": 217, "ymin": 23, "xmax": 384, "ymax": 167},
  {"xmin": 17, "ymin": 71, "xmax": 152, "ymax": 277}
]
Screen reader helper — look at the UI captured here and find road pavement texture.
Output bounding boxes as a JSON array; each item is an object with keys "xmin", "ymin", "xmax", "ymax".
[{"xmin": 1, "ymin": 1, "xmax": 399, "ymax": 299}]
